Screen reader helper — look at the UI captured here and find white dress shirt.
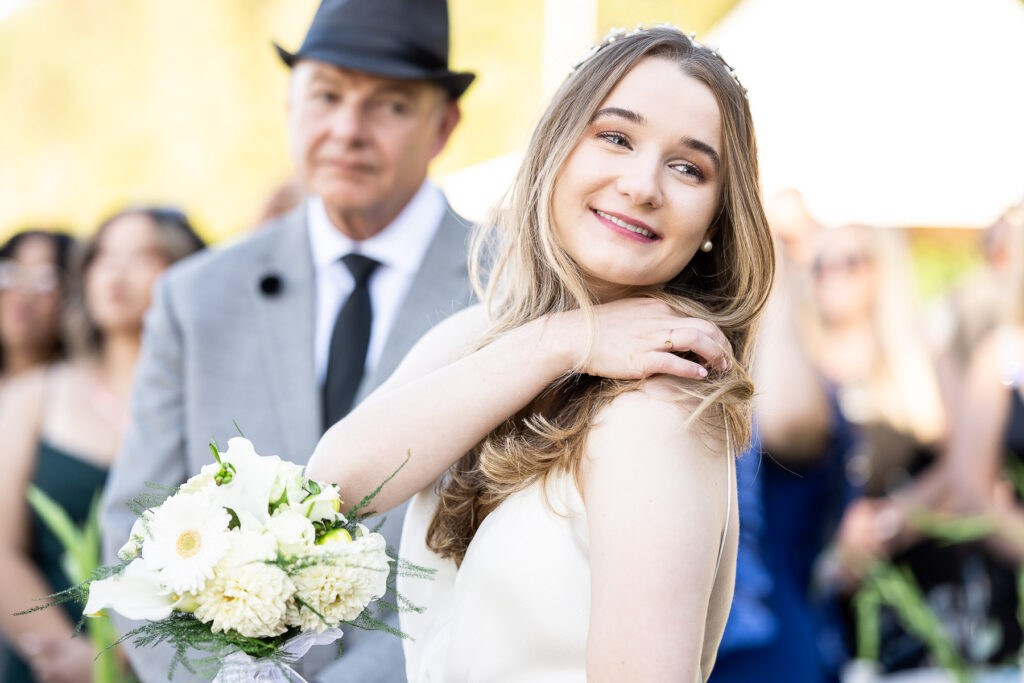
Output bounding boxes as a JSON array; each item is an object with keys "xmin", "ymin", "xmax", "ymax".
[{"xmin": 308, "ymin": 181, "xmax": 446, "ymax": 384}]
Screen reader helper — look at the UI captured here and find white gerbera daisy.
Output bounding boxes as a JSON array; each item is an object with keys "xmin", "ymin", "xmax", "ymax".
[{"xmin": 143, "ymin": 492, "xmax": 231, "ymax": 595}]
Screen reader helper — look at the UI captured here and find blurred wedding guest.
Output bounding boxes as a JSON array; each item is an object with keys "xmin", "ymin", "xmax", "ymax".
[
  {"xmin": 940, "ymin": 203, "xmax": 1024, "ymax": 393},
  {"xmin": 0, "ymin": 208, "xmax": 203, "ymax": 683},
  {"xmin": 803, "ymin": 224, "xmax": 946, "ymax": 496},
  {"xmin": 0, "ymin": 229, "xmax": 75, "ymax": 390},
  {"xmin": 712, "ymin": 237, "xmax": 857, "ymax": 683},
  {"xmin": 818, "ymin": 224, "xmax": 1024, "ymax": 671},
  {"xmin": 943, "ymin": 205, "xmax": 1024, "ymax": 561}
]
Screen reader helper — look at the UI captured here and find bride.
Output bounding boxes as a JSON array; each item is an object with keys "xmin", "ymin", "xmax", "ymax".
[{"xmin": 307, "ymin": 26, "xmax": 773, "ymax": 682}]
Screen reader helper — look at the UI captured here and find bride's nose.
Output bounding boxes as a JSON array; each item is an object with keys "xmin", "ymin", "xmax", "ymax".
[{"xmin": 614, "ymin": 154, "xmax": 663, "ymax": 209}]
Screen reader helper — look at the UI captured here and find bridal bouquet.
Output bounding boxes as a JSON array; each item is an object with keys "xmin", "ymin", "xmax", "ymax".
[{"xmin": 77, "ymin": 437, "xmax": 397, "ymax": 680}]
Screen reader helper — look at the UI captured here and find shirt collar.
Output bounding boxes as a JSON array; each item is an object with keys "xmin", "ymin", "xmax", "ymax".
[{"xmin": 307, "ymin": 181, "xmax": 446, "ymax": 275}]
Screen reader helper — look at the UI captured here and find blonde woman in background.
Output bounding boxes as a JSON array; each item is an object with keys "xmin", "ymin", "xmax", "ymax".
[
  {"xmin": 942, "ymin": 205, "xmax": 1024, "ymax": 563},
  {"xmin": 940, "ymin": 204, "xmax": 1024, "ymax": 391},
  {"xmin": 0, "ymin": 208, "xmax": 204, "ymax": 683},
  {"xmin": 309, "ymin": 26, "xmax": 774, "ymax": 681},
  {"xmin": 821, "ymin": 222, "xmax": 1024, "ymax": 669},
  {"xmin": 803, "ymin": 223, "xmax": 947, "ymax": 496}
]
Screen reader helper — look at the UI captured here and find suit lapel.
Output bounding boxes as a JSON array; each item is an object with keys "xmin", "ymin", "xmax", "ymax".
[
  {"xmin": 358, "ymin": 207, "xmax": 473, "ymax": 400},
  {"xmin": 253, "ymin": 206, "xmax": 322, "ymax": 460}
]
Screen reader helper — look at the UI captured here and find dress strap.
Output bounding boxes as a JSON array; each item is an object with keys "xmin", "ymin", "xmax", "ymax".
[{"xmin": 711, "ymin": 425, "xmax": 733, "ymax": 584}]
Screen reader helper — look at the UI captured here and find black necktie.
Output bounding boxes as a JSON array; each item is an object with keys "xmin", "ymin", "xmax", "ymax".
[{"xmin": 323, "ymin": 253, "xmax": 380, "ymax": 429}]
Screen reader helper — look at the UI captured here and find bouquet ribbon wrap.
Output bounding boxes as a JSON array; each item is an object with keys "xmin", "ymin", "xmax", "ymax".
[{"xmin": 212, "ymin": 628, "xmax": 344, "ymax": 682}]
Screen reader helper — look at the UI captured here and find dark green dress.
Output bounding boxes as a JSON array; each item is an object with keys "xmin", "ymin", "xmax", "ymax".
[{"xmin": 3, "ymin": 441, "xmax": 108, "ymax": 683}]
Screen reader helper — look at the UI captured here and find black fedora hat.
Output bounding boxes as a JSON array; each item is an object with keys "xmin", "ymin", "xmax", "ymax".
[{"xmin": 275, "ymin": 0, "xmax": 475, "ymax": 99}]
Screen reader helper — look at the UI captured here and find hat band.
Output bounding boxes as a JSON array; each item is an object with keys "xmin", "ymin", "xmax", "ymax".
[{"xmin": 302, "ymin": 30, "xmax": 446, "ymax": 72}]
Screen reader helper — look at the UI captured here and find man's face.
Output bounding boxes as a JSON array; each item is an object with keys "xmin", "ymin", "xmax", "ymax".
[{"xmin": 287, "ymin": 60, "xmax": 459, "ymax": 238}]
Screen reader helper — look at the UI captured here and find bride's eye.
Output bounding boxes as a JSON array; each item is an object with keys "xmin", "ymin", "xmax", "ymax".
[
  {"xmin": 597, "ymin": 131, "xmax": 631, "ymax": 148},
  {"xmin": 671, "ymin": 161, "xmax": 705, "ymax": 182}
]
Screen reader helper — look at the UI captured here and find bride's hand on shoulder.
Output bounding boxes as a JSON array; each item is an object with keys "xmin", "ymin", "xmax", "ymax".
[{"xmin": 546, "ymin": 298, "xmax": 731, "ymax": 381}]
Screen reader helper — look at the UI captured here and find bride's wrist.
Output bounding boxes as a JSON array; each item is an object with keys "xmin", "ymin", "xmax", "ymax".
[{"xmin": 529, "ymin": 311, "xmax": 582, "ymax": 377}]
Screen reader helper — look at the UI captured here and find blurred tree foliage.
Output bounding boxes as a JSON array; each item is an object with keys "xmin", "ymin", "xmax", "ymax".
[{"xmin": 0, "ymin": 0, "xmax": 737, "ymax": 242}]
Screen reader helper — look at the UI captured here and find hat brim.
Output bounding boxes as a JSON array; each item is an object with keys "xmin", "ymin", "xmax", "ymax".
[{"xmin": 274, "ymin": 43, "xmax": 475, "ymax": 99}]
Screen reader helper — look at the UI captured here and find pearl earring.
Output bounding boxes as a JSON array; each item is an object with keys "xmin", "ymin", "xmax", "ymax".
[{"xmin": 700, "ymin": 239, "xmax": 713, "ymax": 253}]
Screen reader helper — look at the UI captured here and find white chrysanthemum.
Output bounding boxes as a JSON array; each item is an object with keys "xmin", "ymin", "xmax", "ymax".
[
  {"xmin": 143, "ymin": 492, "xmax": 230, "ymax": 594},
  {"xmin": 194, "ymin": 530, "xmax": 294, "ymax": 638},
  {"xmin": 267, "ymin": 509, "xmax": 316, "ymax": 556},
  {"xmin": 286, "ymin": 532, "xmax": 390, "ymax": 632}
]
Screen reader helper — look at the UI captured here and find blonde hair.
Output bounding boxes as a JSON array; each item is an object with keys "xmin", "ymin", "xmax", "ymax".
[
  {"xmin": 428, "ymin": 27, "xmax": 775, "ymax": 564},
  {"xmin": 804, "ymin": 224, "xmax": 945, "ymax": 444}
]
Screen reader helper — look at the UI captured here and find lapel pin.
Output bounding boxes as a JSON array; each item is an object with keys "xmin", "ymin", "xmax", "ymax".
[{"xmin": 259, "ymin": 273, "xmax": 283, "ymax": 296}]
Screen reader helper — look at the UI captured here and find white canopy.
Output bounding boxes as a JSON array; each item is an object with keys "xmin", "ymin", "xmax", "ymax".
[
  {"xmin": 443, "ymin": 0, "xmax": 1024, "ymax": 227},
  {"xmin": 707, "ymin": 0, "xmax": 1024, "ymax": 228}
]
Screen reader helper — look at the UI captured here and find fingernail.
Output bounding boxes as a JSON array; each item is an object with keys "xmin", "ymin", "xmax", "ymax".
[
  {"xmin": 721, "ymin": 359, "xmax": 729, "ymax": 371},
  {"xmin": 698, "ymin": 367, "xmax": 708, "ymax": 378}
]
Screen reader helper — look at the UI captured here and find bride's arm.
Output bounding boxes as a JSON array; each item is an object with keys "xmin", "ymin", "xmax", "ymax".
[
  {"xmin": 307, "ymin": 299, "xmax": 732, "ymax": 513},
  {"xmin": 584, "ymin": 377, "xmax": 733, "ymax": 681}
]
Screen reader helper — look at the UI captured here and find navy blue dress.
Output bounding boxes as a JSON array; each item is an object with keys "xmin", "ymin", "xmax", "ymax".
[{"xmin": 711, "ymin": 402, "xmax": 857, "ymax": 683}]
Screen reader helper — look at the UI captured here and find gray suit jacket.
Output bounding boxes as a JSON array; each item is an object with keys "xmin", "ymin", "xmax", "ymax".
[{"xmin": 100, "ymin": 202, "xmax": 472, "ymax": 682}]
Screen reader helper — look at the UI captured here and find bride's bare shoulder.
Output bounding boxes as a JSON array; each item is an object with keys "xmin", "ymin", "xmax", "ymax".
[{"xmin": 584, "ymin": 376, "xmax": 728, "ymax": 478}]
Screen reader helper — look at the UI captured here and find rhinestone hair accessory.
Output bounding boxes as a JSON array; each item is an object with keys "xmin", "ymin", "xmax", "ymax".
[{"xmin": 569, "ymin": 23, "xmax": 747, "ymax": 95}]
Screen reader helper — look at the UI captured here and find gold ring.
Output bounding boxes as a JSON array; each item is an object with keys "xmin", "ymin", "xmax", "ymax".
[{"xmin": 665, "ymin": 329, "xmax": 674, "ymax": 350}]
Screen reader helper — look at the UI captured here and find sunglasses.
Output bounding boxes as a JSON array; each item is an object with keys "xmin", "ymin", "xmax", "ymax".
[{"xmin": 811, "ymin": 252, "xmax": 872, "ymax": 278}]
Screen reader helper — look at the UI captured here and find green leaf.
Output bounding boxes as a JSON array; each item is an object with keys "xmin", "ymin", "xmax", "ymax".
[
  {"xmin": 269, "ymin": 487, "xmax": 289, "ymax": 514},
  {"xmin": 855, "ymin": 563, "xmax": 967, "ymax": 680},
  {"xmin": 301, "ymin": 479, "xmax": 322, "ymax": 503},
  {"xmin": 26, "ymin": 485, "xmax": 80, "ymax": 557}
]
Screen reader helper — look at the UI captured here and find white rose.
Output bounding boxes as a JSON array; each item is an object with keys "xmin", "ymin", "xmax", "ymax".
[
  {"xmin": 293, "ymin": 482, "xmax": 345, "ymax": 523},
  {"xmin": 269, "ymin": 461, "xmax": 306, "ymax": 508},
  {"xmin": 267, "ymin": 509, "xmax": 316, "ymax": 555}
]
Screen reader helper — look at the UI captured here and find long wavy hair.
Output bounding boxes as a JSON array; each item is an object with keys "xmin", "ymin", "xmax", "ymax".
[
  {"xmin": 803, "ymin": 224, "xmax": 945, "ymax": 445},
  {"xmin": 428, "ymin": 27, "xmax": 775, "ymax": 565}
]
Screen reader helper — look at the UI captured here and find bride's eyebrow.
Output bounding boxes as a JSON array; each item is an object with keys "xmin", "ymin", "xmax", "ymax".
[
  {"xmin": 682, "ymin": 137, "xmax": 720, "ymax": 172},
  {"xmin": 590, "ymin": 107, "xmax": 645, "ymax": 125}
]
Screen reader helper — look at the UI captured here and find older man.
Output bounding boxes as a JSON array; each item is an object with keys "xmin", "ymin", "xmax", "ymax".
[{"xmin": 100, "ymin": 0, "xmax": 475, "ymax": 680}]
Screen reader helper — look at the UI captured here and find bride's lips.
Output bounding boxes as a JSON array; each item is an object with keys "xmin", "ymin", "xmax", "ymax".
[{"xmin": 591, "ymin": 208, "xmax": 660, "ymax": 242}]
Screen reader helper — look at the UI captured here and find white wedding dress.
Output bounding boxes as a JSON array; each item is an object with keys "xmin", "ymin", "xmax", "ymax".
[{"xmin": 399, "ymin": 449, "xmax": 734, "ymax": 683}]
